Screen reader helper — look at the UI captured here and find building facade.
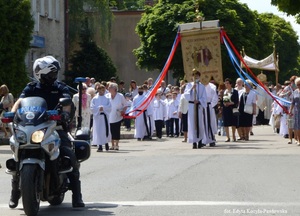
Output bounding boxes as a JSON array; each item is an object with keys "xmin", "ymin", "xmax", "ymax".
[{"xmin": 26, "ymin": 0, "xmax": 66, "ymax": 81}]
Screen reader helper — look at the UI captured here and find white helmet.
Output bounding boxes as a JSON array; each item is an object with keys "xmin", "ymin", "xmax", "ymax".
[{"xmin": 33, "ymin": 56, "xmax": 60, "ymax": 84}]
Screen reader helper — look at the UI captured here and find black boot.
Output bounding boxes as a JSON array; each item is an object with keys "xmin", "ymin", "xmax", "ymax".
[
  {"xmin": 198, "ymin": 140, "xmax": 203, "ymax": 148},
  {"xmin": 72, "ymin": 180, "xmax": 85, "ymax": 208},
  {"xmin": 105, "ymin": 143, "xmax": 109, "ymax": 151},
  {"xmin": 9, "ymin": 179, "xmax": 21, "ymax": 208}
]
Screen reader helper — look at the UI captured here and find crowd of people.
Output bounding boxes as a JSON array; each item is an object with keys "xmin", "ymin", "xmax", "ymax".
[
  {"xmin": 0, "ymin": 70, "xmax": 298, "ymax": 154},
  {"xmin": 1, "ymin": 55, "xmax": 300, "ymax": 209},
  {"xmin": 80, "ymin": 69, "xmax": 300, "ymax": 152},
  {"xmin": 270, "ymin": 75, "xmax": 300, "ymax": 145},
  {"xmin": 80, "ymin": 69, "xmax": 267, "ymax": 152}
]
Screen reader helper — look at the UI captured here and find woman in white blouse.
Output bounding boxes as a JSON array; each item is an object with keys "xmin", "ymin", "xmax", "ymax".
[
  {"xmin": 238, "ymin": 80, "xmax": 256, "ymax": 140},
  {"xmin": 107, "ymin": 82, "xmax": 127, "ymax": 150}
]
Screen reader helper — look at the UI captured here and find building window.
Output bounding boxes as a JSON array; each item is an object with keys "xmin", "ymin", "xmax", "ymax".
[
  {"xmin": 48, "ymin": 0, "xmax": 53, "ymax": 19},
  {"xmin": 55, "ymin": 0, "xmax": 60, "ymax": 21},
  {"xmin": 34, "ymin": 12, "xmax": 40, "ymax": 32},
  {"xmin": 31, "ymin": 0, "xmax": 37, "ymax": 14},
  {"xmin": 40, "ymin": 0, "xmax": 45, "ymax": 16}
]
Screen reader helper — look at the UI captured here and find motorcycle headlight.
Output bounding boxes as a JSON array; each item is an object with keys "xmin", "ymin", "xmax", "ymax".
[
  {"xmin": 15, "ymin": 130, "xmax": 27, "ymax": 143},
  {"xmin": 31, "ymin": 130, "xmax": 45, "ymax": 143}
]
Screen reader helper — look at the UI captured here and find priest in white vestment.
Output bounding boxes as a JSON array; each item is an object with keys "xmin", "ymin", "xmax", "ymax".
[{"xmin": 184, "ymin": 69, "xmax": 207, "ymax": 149}]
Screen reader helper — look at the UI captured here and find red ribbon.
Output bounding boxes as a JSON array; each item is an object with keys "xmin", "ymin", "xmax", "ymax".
[
  {"xmin": 124, "ymin": 33, "xmax": 182, "ymax": 118},
  {"xmin": 221, "ymin": 29, "xmax": 289, "ymax": 114}
]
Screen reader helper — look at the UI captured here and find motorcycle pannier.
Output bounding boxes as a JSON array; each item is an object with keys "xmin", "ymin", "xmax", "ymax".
[
  {"xmin": 74, "ymin": 128, "xmax": 90, "ymax": 141},
  {"xmin": 73, "ymin": 140, "xmax": 90, "ymax": 162}
]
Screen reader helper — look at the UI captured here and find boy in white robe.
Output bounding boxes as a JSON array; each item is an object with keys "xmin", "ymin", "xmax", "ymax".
[
  {"xmin": 167, "ymin": 92, "xmax": 180, "ymax": 137},
  {"xmin": 143, "ymin": 84, "xmax": 154, "ymax": 140},
  {"xmin": 90, "ymin": 85, "xmax": 111, "ymax": 152},
  {"xmin": 133, "ymin": 86, "xmax": 149, "ymax": 141},
  {"xmin": 153, "ymin": 90, "xmax": 166, "ymax": 140}
]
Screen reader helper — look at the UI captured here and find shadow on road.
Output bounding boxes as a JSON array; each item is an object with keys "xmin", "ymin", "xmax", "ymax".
[{"xmin": 12, "ymin": 203, "xmax": 118, "ymax": 216}]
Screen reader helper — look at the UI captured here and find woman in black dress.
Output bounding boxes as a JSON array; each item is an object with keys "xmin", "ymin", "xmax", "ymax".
[{"xmin": 222, "ymin": 78, "xmax": 239, "ymax": 142}]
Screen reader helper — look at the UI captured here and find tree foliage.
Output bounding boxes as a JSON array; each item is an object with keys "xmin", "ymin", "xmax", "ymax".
[
  {"xmin": 271, "ymin": 0, "xmax": 300, "ymax": 20},
  {"xmin": 134, "ymin": 0, "xmax": 300, "ymax": 83},
  {"xmin": 69, "ymin": 0, "xmax": 113, "ymax": 47},
  {"xmin": 259, "ymin": 13, "xmax": 299, "ymax": 79},
  {"xmin": 109, "ymin": 0, "xmax": 158, "ymax": 10},
  {"xmin": 65, "ymin": 24, "xmax": 117, "ymax": 87},
  {"xmin": 0, "ymin": 0, "xmax": 33, "ymax": 96}
]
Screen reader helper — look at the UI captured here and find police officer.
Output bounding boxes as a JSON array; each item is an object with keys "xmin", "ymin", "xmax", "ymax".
[{"xmin": 9, "ymin": 56, "xmax": 85, "ymax": 208}]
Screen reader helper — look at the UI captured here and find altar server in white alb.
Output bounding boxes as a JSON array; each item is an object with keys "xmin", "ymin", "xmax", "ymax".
[
  {"xmin": 133, "ymin": 86, "xmax": 152, "ymax": 141},
  {"xmin": 90, "ymin": 84, "xmax": 111, "ymax": 152},
  {"xmin": 203, "ymin": 82, "xmax": 218, "ymax": 146},
  {"xmin": 152, "ymin": 90, "xmax": 166, "ymax": 140},
  {"xmin": 167, "ymin": 91, "xmax": 180, "ymax": 137},
  {"xmin": 143, "ymin": 84, "xmax": 154, "ymax": 140},
  {"xmin": 184, "ymin": 69, "xmax": 207, "ymax": 149}
]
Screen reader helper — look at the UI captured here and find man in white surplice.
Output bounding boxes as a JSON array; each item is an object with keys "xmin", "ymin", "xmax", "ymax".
[
  {"xmin": 90, "ymin": 84, "xmax": 111, "ymax": 152},
  {"xmin": 203, "ymin": 82, "xmax": 218, "ymax": 146},
  {"xmin": 184, "ymin": 69, "xmax": 207, "ymax": 149}
]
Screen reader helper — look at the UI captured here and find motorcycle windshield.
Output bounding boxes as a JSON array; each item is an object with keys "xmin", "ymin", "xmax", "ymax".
[{"xmin": 15, "ymin": 97, "xmax": 48, "ymax": 126}]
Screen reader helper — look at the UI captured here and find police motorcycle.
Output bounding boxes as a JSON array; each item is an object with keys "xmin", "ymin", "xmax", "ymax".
[{"xmin": 3, "ymin": 96, "xmax": 90, "ymax": 216}]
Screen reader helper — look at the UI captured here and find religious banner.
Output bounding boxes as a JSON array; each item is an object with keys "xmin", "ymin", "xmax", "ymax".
[{"xmin": 179, "ymin": 21, "xmax": 223, "ymax": 85}]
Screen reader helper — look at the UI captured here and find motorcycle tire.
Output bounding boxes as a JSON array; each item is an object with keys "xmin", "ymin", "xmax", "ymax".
[
  {"xmin": 48, "ymin": 193, "xmax": 65, "ymax": 206},
  {"xmin": 21, "ymin": 164, "xmax": 41, "ymax": 216}
]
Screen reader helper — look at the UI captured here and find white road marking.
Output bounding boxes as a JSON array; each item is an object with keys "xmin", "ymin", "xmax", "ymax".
[
  {"xmin": 88, "ymin": 201, "xmax": 300, "ymax": 207},
  {"xmin": 1, "ymin": 201, "xmax": 299, "ymax": 208}
]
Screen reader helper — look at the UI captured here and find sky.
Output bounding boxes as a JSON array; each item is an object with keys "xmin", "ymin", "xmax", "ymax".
[{"xmin": 238, "ymin": 0, "xmax": 300, "ymax": 39}]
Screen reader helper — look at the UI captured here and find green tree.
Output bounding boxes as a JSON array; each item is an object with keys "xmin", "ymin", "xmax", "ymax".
[
  {"xmin": 66, "ymin": 24, "xmax": 117, "ymax": 86},
  {"xmin": 134, "ymin": 0, "xmax": 299, "ymax": 82},
  {"xmin": 271, "ymin": 0, "xmax": 300, "ymax": 22},
  {"xmin": 134, "ymin": 0, "xmax": 262, "ymax": 79},
  {"xmin": 0, "ymin": 0, "xmax": 33, "ymax": 96},
  {"xmin": 110, "ymin": 0, "xmax": 157, "ymax": 10},
  {"xmin": 258, "ymin": 13, "xmax": 299, "ymax": 81},
  {"xmin": 69, "ymin": 0, "xmax": 113, "ymax": 47}
]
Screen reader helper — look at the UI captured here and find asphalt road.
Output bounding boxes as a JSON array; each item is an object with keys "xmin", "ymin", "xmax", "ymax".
[{"xmin": 0, "ymin": 125, "xmax": 300, "ymax": 216}]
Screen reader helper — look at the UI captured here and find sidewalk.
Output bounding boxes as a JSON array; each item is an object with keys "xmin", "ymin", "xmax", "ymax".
[
  {"xmin": 0, "ymin": 126, "xmax": 135, "ymax": 146},
  {"xmin": 0, "ymin": 124, "xmax": 290, "ymax": 145}
]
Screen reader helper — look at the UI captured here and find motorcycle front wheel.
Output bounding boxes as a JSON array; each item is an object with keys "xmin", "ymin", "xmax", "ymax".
[{"xmin": 21, "ymin": 164, "xmax": 41, "ymax": 216}]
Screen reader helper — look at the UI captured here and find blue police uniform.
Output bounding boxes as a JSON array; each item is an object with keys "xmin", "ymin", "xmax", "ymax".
[{"xmin": 20, "ymin": 81, "xmax": 71, "ymax": 109}]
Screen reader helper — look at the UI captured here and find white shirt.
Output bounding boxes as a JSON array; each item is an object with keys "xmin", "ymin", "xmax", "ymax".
[
  {"xmin": 153, "ymin": 98, "xmax": 166, "ymax": 120},
  {"xmin": 167, "ymin": 98, "xmax": 179, "ymax": 119},
  {"xmin": 158, "ymin": 87, "xmax": 170, "ymax": 100},
  {"xmin": 240, "ymin": 89, "xmax": 256, "ymax": 105},
  {"xmin": 206, "ymin": 83, "xmax": 218, "ymax": 107},
  {"xmin": 107, "ymin": 92, "xmax": 127, "ymax": 123},
  {"xmin": 178, "ymin": 94, "xmax": 188, "ymax": 114}
]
